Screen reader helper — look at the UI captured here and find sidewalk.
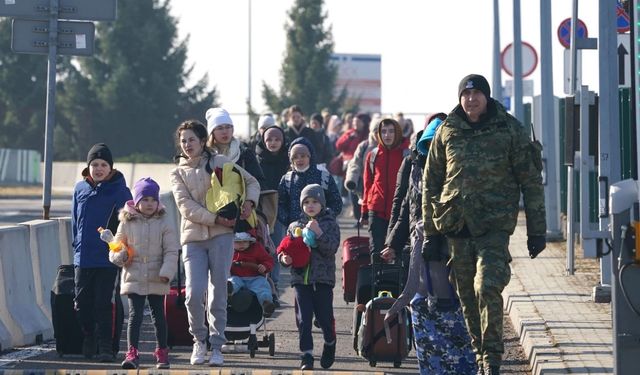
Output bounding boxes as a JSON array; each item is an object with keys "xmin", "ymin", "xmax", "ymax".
[{"xmin": 505, "ymin": 216, "xmax": 613, "ymax": 374}]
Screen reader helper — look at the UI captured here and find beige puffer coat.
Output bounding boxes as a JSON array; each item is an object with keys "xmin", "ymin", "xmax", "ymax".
[
  {"xmin": 169, "ymin": 152, "xmax": 260, "ymax": 245},
  {"xmin": 111, "ymin": 202, "xmax": 180, "ymax": 296}
]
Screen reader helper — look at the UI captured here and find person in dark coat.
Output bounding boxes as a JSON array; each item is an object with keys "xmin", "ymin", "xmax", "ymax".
[
  {"xmin": 384, "ymin": 113, "xmax": 447, "ymax": 260},
  {"xmin": 283, "ymin": 105, "xmax": 323, "ymax": 162},
  {"xmin": 72, "ymin": 143, "xmax": 132, "ymax": 362},
  {"xmin": 277, "ymin": 137, "xmax": 342, "ymax": 227},
  {"xmin": 255, "ymin": 125, "xmax": 290, "ymax": 293}
]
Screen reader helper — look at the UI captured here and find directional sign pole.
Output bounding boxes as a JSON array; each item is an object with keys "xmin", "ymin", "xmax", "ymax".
[{"xmin": 42, "ymin": 0, "xmax": 59, "ymax": 220}]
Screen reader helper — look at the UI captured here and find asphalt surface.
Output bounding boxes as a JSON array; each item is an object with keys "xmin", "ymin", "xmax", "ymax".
[{"xmin": 0, "ymin": 206, "xmax": 531, "ymax": 374}]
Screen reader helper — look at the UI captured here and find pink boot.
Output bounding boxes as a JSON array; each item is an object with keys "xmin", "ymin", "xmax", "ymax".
[
  {"xmin": 154, "ymin": 347, "xmax": 170, "ymax": 369},
  {"xmin": 121, "ymin": 346, "xmax": 139, "ymax": 369}
]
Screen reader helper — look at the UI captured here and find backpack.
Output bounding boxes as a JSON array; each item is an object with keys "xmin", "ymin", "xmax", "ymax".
[
  {"xmin": 368, "ymin": 146, "xmax": 411, "ymax": 174},
  {"xmin": 283, "ymin": 168, "xmax": 331, "ymax": 191}
]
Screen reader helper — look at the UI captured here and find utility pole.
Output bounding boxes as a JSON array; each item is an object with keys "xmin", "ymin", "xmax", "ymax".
[
  {"xmin": 492, "ymin": 0, "xmax": 502, "ymax": 101},
  {"xmin": 512, "ymin": 0, "xmax": 523, "ymax": 121}
]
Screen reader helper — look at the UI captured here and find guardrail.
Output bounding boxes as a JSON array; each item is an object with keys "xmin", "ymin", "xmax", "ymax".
[{"xmin": 0, "ymin": 192, "xmax": 180, "ymax": 350}]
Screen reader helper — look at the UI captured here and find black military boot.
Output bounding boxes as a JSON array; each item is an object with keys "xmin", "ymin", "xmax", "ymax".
[{"xmin": 320, "ymin": 342, "xmax": 336, "ymax": 369}]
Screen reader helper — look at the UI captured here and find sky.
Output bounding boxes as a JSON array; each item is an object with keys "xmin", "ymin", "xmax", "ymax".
[{"xmin": 169, "ymin": 0, "xmax": 605, "ymax": 137}]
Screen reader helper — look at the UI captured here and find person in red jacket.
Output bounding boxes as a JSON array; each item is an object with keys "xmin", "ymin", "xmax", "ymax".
[
  {"xmin": 228, "ymin": 232, "xmax": 276, "ymax": 317},
  {"xmin": 335, "ymin": 113, "xmax": 371, "ymax": 221},
  {"xmin": 360, "ymin": 118, "xmax": 409, "ymax": 254}
]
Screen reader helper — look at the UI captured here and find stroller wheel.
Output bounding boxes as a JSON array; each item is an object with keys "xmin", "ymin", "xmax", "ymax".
[{"xmin": 268, "ymin": 333, "xmax": 275, "ymax": 356}]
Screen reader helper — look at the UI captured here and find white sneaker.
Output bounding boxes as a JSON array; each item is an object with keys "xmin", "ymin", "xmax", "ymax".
[
  {"xmin": 190, "ymin": 340, "xmax": 207, "ymax": 365},
  {"xmin": 208, "ymin": 348, "xmax": 224, "ymax": 367}
]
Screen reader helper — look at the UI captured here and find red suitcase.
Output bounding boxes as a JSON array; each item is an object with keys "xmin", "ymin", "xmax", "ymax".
[
  {"xmin": 342, "ymin": 225, "xmax": 370, "ymax": 303},
  {"xmin": 165, "ymin": 250, "xmax": 199, "ymax": 348}
]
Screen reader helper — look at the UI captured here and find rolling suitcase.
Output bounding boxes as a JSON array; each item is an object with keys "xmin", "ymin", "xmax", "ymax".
[
  {"xmin": 341, "ymin": 224, "xmax": 369, "ymax": 303},
  {"xmin": 411, "ymin": 261, "xmax": 476, "ymax": 374},
  {"xmin": 51, "ymin": 265, "xmax": 83, "ymax": 355},
  {"xmin": 50, "ymin": 264, "xmax": 124, "ymax": 357},
  {"xmin": 165, "ymin": 249, "xmax": 204, "ymax": 347},
  {"xmin": 356, "ymin": 255, "xmax": 411, "ymax": 368}
]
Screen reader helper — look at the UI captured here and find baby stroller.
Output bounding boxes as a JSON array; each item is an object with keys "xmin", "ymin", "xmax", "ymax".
[
  {"xmin": 224, "ymin": 288, "xmax": 276, "ymax": 358},
  {"xmin": 224, "ymin": 209, "xmax": 277, "ymax": 358}
]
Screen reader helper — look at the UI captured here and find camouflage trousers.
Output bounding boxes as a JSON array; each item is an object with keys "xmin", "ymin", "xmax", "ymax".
[
  {"xmin": 410, "ymin": 296, "xmax": 476, "ymax": 374},
  {"xmin": 446, "ymin": 231, "xmax": 512, "ymax": 368}
]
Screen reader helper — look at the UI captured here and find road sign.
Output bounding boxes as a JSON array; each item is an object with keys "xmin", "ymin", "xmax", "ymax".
[
  {"xmin": 563, "ymin": 49, "xmax": 582, "ymax": 94},
  {"xmin": 504, "ymin": 79, "xmax": 534, "ymax": 98},
  {"xmin": 0, "ymin": 0, "xmax": 116, "ymax": 21},
  {"xmin": 557, "ymin": 18, "xmax": 588, "ymax": 49},
  {"xmin": 618, "ymin": 33, "xmax": 631, "ymax": 87},
  {"xmin": 11, "ymin": 19, "xmax": 94, "ymax": 56},
  {"xmin": 500, "ymin": 42, "xmax": 538, "ymax": 78},
  {"xmin": 616, "ymin": 2, "xmax": 630, "ymax": 33}
]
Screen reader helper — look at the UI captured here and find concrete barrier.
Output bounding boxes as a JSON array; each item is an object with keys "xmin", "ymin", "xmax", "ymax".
[
  {"xmin": 0, "ymin": 226, "xmax": 53, "ymax": 346},
  {"xmin": 57, "ymin": 217, "xmax": 74, "ymax": 264},
  {"xmin": 18, "ymin": 220, "xmax": 63, "ymax": 320},
  {"xmin": 0, "ymin": 311, "xmax": 10, "ymax": 353},
  {"xmin": 48, "ymin": 162, "xmax": 175, "ymax": 195}
]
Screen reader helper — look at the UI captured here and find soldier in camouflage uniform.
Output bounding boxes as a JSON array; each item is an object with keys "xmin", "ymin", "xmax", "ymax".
[{"xmin": 421, "ymin": 74, "xmax": 547, "ymax": 375}]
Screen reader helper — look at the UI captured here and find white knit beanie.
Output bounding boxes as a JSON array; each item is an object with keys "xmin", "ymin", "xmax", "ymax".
[
  {"xmin": 205, "ymin": 107, "xmax": 233, "ymax": 134},
  {"xmin": 258, "ymin": 114, "xmax": 276, "ymax": 129}
]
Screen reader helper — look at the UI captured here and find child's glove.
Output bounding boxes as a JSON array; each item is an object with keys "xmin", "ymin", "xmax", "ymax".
[
  {"xmin": 302, "ymin": 227, "xmax": 317, "ymax": 247},
  {"xmin": 109, "ymin": 247, "xmax": 129, "ymax": 266}
]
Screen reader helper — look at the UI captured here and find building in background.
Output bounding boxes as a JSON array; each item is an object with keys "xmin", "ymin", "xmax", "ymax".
[{"xmin": 332, "ymin": 53, "xmax": 381, "ymax": 113}]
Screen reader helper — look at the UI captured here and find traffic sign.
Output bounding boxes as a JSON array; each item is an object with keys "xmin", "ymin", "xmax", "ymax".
[
  {"xmin": 557, "ymin": 18, "xmax": 588, "ymax": 49},
  {"xmin": 11, "ymin": 19, "xmax": 95, "ymax": 56},
  {"xmin": 0, "ymin": 0, "xmax": 116, "ymax": 21},
  {"xmin": 616, "ymin": 2, "xmax": 630, "ymax": 33},
  {"xmin": 618, "ymin": 33, "xmax": 631, "ymax": 87},
  {"xmin": 500, "ymin": 42, "xmax": 538, "ymax": 78}
]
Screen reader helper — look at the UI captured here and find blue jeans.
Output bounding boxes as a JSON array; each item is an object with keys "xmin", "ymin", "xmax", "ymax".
[{"xmin": 229, "ymin": 276, "xmax": 273, "ymax": 305}]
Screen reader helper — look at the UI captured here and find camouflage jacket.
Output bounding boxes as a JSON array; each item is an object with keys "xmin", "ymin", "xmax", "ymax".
[{"xmin": 422, "ymin": 100, "xmax": 546, "ymax": 237}]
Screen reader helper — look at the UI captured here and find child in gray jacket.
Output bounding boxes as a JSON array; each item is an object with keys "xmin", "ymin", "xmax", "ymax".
[{"xmin": 278, "ymin": 184, "xmax": 340, "ymax": 370}]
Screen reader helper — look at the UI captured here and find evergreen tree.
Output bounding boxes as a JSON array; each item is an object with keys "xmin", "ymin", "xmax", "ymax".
[
  {"xmin": 0, "ymin": 19, "xmax": 48, "ymax": 152},
  {"xmin": 262, "ymin": 0, "xmax": 347, "ymax": 116},
  {"xmin": 66, "ymin": 0, "xmax": 217, "ymax": 160}
]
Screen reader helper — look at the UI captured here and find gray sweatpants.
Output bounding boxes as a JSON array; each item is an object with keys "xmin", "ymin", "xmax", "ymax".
[{"xmin": 183, "ymin": 233, "xmax": 234, "ymax": 349}]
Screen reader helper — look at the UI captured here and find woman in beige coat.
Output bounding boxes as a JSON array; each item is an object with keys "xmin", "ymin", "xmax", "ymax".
[
  {"xmin": 170, "ymin": 120, "xmax": 260, "ymax": 367},
  {"xmin": 110, "ymin": 177, "xmax": 180, "ymax": 369}
]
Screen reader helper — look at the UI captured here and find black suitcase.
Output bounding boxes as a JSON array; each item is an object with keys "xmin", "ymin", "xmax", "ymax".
[
  {"xmin": 354, "ymin": 262, "xmax": 405, "ymax": 305},
  {"xmin": 51, "ymin": 265, "xmax": 84, "ymax": 355},
  {"xmin": 50, "ymin": 265, "xmax": 124, "ymax": 357}
]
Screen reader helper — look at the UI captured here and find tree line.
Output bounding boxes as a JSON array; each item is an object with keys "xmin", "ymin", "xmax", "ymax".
[{"xmin": 0, "ymin": 0, "xmax": 349, "ymax": 162}]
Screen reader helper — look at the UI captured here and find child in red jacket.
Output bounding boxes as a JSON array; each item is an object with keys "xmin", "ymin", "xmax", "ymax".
[{"xmin": 228, "ymin": 231, "xmax": 276, "ymax": 316}]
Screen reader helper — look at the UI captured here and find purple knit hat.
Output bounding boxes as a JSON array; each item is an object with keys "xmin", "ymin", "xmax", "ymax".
[{"xmin": 133, "ymin": 177, "xmax": 160, "ymax": 205}]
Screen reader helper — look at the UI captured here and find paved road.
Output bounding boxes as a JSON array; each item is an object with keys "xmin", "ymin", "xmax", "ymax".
[
  {"xmin": 0, "ymin": 210, "xmax": 531, "ymax": 374},
  {"xmin": 0, "ymin": 197, "xmax": 71, "ymax": 225}
]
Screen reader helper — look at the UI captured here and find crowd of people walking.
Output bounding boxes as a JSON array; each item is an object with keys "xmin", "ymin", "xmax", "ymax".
[{"xmin": 69, "ymin": 73, "xmax": 546, "ymax": 374}]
